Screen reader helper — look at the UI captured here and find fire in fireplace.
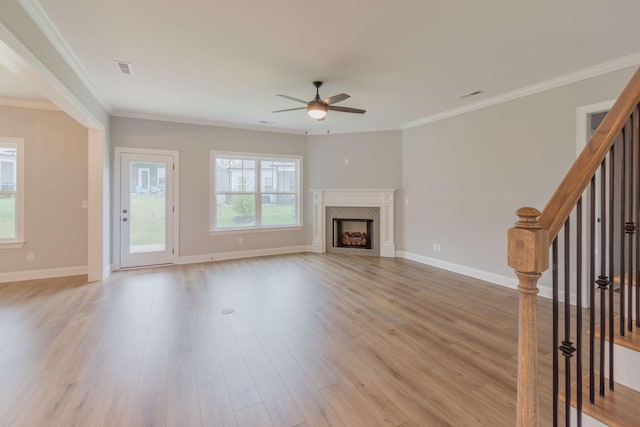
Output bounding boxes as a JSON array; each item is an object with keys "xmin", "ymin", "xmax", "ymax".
[{"xmin": 333, "ymin": 218, "xmax": 373, "ymax": 249}]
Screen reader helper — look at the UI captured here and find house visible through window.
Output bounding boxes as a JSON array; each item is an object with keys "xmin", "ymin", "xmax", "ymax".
[
  {"xmin": 0, "ymin": 138, "xmax": 24, "ymax": 245},
  {"xmin": 212, "ymin": 153, "xmax": 301, "ymax": 230}
]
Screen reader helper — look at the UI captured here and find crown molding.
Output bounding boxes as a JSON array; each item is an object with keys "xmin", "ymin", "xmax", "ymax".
[
  {"xmin": 304, "ymin": 125, "xmax": 401, "ymax": 136},
  {"xmin": 0, "ymin": 96, "xmax": 59, "ymax": 111},
  {"xmin": 113, "ymin": 110, "xmax": 402, "ymax": 136},
  {"xmin": 17, "ymin": 0, "xmax": 110, "ymax": 113},
  {"xmin": 402, "ymin": 51, "xmax": 640, "ymax": 129},
  {"xmin": 111, "ymin": 110, "xmax": 310, "ymax": 135}
]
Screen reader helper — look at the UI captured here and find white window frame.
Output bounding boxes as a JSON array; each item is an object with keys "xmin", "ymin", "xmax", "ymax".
[
  {"xmin": 210, "ymin": 151, "xmax": 302, "ymax": 233},
  {"xmin": 0, "ymin": 137, "xmax": 25, "ymax": 248}
]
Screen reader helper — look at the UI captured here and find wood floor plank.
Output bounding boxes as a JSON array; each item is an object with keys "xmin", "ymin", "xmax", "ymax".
[
  {"xmin": 320, "ymin": 380, "xmax": 396, "ymax": 427},
  {"xmin": 235, "ymin": 403, "xmax": 275, "ymax": 427},
  {"xmin": 270, "ymin": 349, "xmax": 346, "ymax": 427},
  {"xmin": 236, "ymin": 333, "xmax": 306, "ymax": 426},
  {"xmin": 195, "ymin": 359, "xmax": 238, "ymax": 426},
  {"xmin": 166, "ymin": 353, "xmax": 202, "ymax": 427}
]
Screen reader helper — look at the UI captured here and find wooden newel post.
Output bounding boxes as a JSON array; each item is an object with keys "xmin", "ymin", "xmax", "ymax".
[{"xmin": 508, "ymin": 207, "xmax": 550, "ymax": 427}]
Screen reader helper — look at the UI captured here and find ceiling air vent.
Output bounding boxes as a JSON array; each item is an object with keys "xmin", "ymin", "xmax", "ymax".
[
  {"xmin": 115, "ymin": 60, "xmax": 133, "ymax": 75},
  {"xmin": 460, "ymin": 90, "xmax": 483, "ymax": 99}
]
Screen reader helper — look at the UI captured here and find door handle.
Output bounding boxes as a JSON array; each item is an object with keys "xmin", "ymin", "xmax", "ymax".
[{"xmin": 122, "ymin": 218, "xmax": 128, "ymax": 222}]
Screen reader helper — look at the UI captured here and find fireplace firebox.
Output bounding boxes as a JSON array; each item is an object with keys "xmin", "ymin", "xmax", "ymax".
[{"xmin": 333, "ymin": 218, "xmax": 373, "ymax": 249}]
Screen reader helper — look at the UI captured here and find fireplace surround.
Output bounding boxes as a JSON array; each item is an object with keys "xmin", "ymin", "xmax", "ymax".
[{"xmin": 311, "ymin": 189, "xmax": 395, "ymax": 257}]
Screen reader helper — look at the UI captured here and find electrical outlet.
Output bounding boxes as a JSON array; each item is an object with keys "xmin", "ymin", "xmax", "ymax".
[
  {"xmin": 437, "ymin": 244, "xmax": 441, "ymax": 252},
  {"xmin": 27, "ymin": 252, "xmax": 35, "ymax": 262},
  {"xmin": 433, "ymin": 243, "xmax": 437, "ymax": 251},
  {"xmin": 81, "ymin": 200, "xmax": 88, "ymax": 209},
  {"xmin": 344, "ymin": 158, "xmax": 350, "ymax": 166},
  {"xmin": 405, "ymin": 198, "xmax": 409, "ymax": 206}
]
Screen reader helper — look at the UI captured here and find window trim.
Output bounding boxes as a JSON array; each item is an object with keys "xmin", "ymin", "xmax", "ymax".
[
  {"xmin": 210, "ymin": 151, "xmax": 303, "ymax": 232},
  {"xmin": 0, "ymin": 137, "xmax": 25, "ymax": 248}
]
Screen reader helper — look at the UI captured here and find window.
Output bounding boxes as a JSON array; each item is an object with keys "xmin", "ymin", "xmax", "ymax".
[
  {"xmin": 212, "ymin": 152, "xmax": 301, "ymax": 230},
  {"xmin": 0, "ymin": 138, "xmax": 24, "ymax": 246}
]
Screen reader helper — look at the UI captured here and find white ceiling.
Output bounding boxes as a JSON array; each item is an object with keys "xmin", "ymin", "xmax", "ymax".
[{"xmin": 32, "ymin": 0, "xmax": 640, "ymax": 133}]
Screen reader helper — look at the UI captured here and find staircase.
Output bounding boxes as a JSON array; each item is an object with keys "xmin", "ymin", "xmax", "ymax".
[{"xmin": 508, "ymin": 68, "xmax": 640, "ymax": 426}]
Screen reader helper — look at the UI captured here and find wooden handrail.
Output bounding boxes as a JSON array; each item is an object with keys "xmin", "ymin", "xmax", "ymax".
[
  {"xmin": 540, "ymin": 67, "xmax": 640, "ymax": 242},
  {"xmin": 508, "ymin": 67, "xmax": 640, "ymax": 426}
]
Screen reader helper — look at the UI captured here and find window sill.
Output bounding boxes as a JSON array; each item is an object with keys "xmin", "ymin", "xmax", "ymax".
[
  {"xmin": 210, "ymin": 225, "xmax": 304, "ymax": 235},
  {"xmin": 0, "ymin": 241, "xmax": 25, "ymax": 249}
]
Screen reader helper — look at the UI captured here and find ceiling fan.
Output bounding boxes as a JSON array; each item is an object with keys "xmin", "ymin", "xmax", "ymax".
[{"xmin": 273, "ymin": 81, "xmax": 366, "ymax": 121}]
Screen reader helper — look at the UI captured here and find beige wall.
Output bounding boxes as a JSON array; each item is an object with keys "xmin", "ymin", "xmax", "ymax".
[
  {"xmin": 0, "ymin": 105, "xmax": 88, "ymax": 272},
  {"xmin": 307, "ymin": 130, "xmax": 402, "ymax": 189},
  {"xmin": 306, "ymin": 130, "xmax": 403, "ymax": 241},
  {"xmin": 110, "ymin": 117, "xmax": 308, "ymax": 258},
  {"xmin": 401, "ymin": 66, "xmax": 638, "ymax": 286}
]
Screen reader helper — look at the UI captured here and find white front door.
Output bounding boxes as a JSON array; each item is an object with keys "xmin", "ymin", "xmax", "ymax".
[{"xmin": 119, "ymin": 152, "xmax": 175, "ymax": 268}]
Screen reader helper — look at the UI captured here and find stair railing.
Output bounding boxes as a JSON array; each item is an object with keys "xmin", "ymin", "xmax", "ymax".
[{"xmin": 508, "ymin": 67, "xmax": 640, "ymax": 426}]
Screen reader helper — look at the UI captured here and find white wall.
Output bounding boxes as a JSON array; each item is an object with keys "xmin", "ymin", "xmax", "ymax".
[
  {"xmin": 401, "ymin": 65, "xmax": 638, "ymax": 287},
  {"xmin": 110, "ymin": 117, "xmax": 308, "ymax": 259},
  {"xmin": 0, "ymin": 105, "xmax": 88, "ymax": 273}
]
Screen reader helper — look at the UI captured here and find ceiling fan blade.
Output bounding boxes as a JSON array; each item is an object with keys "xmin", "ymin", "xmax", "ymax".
[
  {"xmin": 276, "ymin": 94, "xmax": 308, "ymax": 104},
  {"xmin": 324, "ymin": 93, "xmax": 350, "ymax": 105},
  {"xmin": 327, "ymin": 106, "xmax": 366, "ymax": 114},
  {"xmin": 273, "ymin": 107, "xmax": 307, "ymax": 113}
]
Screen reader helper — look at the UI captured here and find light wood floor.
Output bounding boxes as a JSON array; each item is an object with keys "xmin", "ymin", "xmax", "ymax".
[{"xmin": 0, "ymin": 254, "xmax": 560, "ymax": 426}]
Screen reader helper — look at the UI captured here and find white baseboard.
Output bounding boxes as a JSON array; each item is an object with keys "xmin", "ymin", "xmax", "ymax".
[
  {"xmin": 102, "ymin": 263, "xmax": 112, "ymax": 280},
  {"xmin": 537, "ymin": 285, "xmax": 579, "ymax": 306},
  {"xmin": 0, "ymin": 265, "xmax": 88, "ymax": 283},
  {"xmin": 396, "ymin": 251, "xmax": 581, "ymax": 304},
  {"xmin": 177, "ymin": 245, "xmax": 311, "ymax": 265},
  {"xmin": 396, "ymin": 250, "xmax": 519, "ymax": 289}
]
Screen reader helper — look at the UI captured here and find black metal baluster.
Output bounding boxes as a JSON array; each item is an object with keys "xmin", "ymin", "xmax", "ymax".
[
  {"xmin": 590, "ymin": 176, "xmax": 596, "ymax": 404},
  {"xmin": 608, "ymin": 147, "xmax": 615, "ymax": 391},
  {"xmin": 621, "ymin": 125, "xmax": 627, "ymax": 337},
  {"xmin": 562, "ymin": 219, "xmax": 574, "ymax": 426},
  {"xmin": 597, "ymin": 159, "xmax": 607, "ymax": 397},
  {"xmin": 553, "ymin": 238, "xmax": 559, "ymax": 427},
  {"xmin": 635, "ymin": 107, "xmax": 640, "ymax": 329},
  {"xmin": 627, "ymin": 118, "xmax": 636, "ymax": 333},
  {"xmin": 576, "ymin": 199, "xmax": 583, "ymax": 426}
]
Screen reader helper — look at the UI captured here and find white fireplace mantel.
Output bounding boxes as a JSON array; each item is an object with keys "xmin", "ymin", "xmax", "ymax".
[{"xmin": 311, "ymin": 189, "xmax": 396, "ymax": 257}]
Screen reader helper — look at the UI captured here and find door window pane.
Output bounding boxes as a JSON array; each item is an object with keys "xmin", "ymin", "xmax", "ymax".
[{"xmin": 129, "ymin": 162, "xmax": 166, "ymax": 253}]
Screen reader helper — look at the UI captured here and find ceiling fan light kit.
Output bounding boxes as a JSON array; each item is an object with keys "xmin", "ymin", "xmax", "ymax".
[
  {"xmin": 274, "ymin": 81, "xmax": 366, "ymax": 121},
  {"xmin": 307, "ymin": 100, "xmax": 327, "ymax": 120}
]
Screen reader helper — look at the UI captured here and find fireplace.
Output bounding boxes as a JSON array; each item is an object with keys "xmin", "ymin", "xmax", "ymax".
[
  {"xmin": 311, "ymin": 189, "xmax": 396, "ymax": 257},
  {"xmin": 324, "ymin": 206, "xmax": 380, "ymax": 256},
  {"xmin": 333, "ymin": 218, "xmax": 373, "ymax": 249}
]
